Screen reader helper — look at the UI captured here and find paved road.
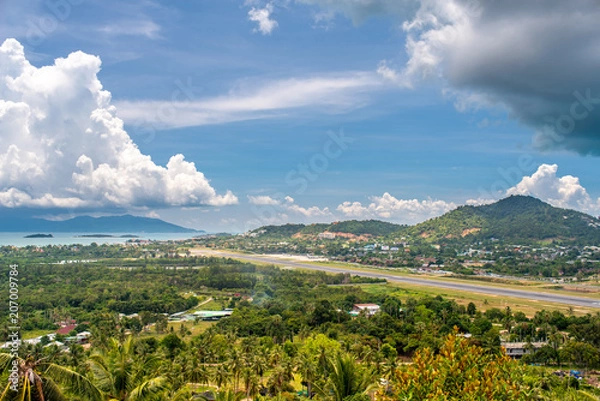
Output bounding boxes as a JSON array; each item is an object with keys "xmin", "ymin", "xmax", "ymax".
[{"xmin": 201, "ymin": 251, "xmax": 600, "ymax": 309}]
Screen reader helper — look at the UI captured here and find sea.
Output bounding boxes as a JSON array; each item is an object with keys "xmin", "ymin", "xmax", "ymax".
[{"xmin": 0, "ymin": 232, "xmax": 198, "ymax": 247}]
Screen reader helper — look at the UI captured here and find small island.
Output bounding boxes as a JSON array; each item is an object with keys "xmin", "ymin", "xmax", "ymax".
[{"xmin": 24, "ymin": 233, "xmax": 54, "ymax": 238}]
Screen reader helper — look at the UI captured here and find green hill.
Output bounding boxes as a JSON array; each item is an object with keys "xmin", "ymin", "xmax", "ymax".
[
  {"xmin": 406, "ymin": 195, "xmax": 600, "ymax": 243},
  {"xmin": 250, "ymin": 196, "xmax": 600, "ymax": 244},
  {"xmin": 251, "ymin": 220, "xmax": 405, "ymax": 238},
  {"xmin": 252, "ymin": 223, "xmax": 327, "ymax": 238}
]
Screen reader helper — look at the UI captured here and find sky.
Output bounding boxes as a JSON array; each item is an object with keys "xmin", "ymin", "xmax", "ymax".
[{"xmin": 0, "ymin": 0, "xmax": 599, "ymax": 232}]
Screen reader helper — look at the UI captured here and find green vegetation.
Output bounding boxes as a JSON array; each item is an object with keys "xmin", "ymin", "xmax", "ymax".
[
  {"xmin": 381, "ymin": 330, "xmax": 530, "ymax": 400},
  {"xmin": 201, "ymin": 196, "xmax": 600, "ymax": 279},
  {"xmin": 252, "ymin": 220, "xmax": 405, "ymax": 239},
  {"xmin": 247, "ymin": 196, "xmax": 600, "ymax": 245},
  {"xmin": 407, "ymin": 195, "xmax": 600, "ymax": 243},
  {"xmin": 325, "ymin": 220, "xmax": 405, "ymax": 237},
  {"xmin": 2, "ymin": 246, "xmax": 600, "ymax": 400}
]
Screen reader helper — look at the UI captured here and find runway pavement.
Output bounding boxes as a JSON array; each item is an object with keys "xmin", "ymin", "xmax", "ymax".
[{"xmin": 200, "ymin": 250, "xmax": 600, "ymax": 309}]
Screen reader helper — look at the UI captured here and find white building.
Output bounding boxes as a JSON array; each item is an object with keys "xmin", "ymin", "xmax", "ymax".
[
  {"xmin": 318, "ymin": 232, "xmax": 337, "ymax": 240},
  {"xmin": 351, "ymin": 304, "xmax": 380, "ymax": 317},
  {"xmin": 501, "ymin": 341, "xmax": 547, "ymax": 358}
]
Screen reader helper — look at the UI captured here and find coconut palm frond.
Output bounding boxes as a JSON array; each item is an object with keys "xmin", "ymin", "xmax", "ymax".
[
  {"xmin": 39, "ymin": 378, "xmax": 67, "ymax": 401},
  {"xmin": 212, "ymin": 389, "xmax": 244, "ymax": 401},
  {"xmin": 576, "ymin": 390, "xmax": 600, "ymax": 401},
  {"xmin": 169, "ymin": 386, "xmax": 193, "ymax": 401},
  {"xmin": 86, "ymin": 354, "xmax": 114, "ymax": 392},
  {"xmin": 127, "ymin": 377, "xmax": 168, "ymax": 401},
  {"xmin": 44, "ymin": 364, "xmax": 103, "ymax": 401},
  {"xmin": 1, "ymin": 381, "xmax": 14, "ymax": 401},
  {"xmin": 0, "ymin": 353, "xmax": 14, "ymax": 372},
  {"xmin": 324, "ymin": 354, "xmax": 375, "ymax": 401}
]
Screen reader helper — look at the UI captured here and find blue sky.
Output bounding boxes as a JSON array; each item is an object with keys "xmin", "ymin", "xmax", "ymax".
[{"xmin": 1, "ymin": 0, "xmax": 599, "ymax": 231}]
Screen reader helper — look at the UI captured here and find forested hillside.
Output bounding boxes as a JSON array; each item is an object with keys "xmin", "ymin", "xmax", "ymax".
[
  {"xmin": 408, "ymin": 196, "xmax": 600, "ymax": 244},
  {"xmin": 250, "ymin": 196, "xmax": 600, "ymax": 245},
  {"xmin": 252, "ymin": 220, "xmax": 405, "ymax": 238}
]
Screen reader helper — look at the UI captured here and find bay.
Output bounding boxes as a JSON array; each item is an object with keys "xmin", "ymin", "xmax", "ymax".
[{"xmin": 0, "ymin": 232, "xmax": 197, "ymax": 247}]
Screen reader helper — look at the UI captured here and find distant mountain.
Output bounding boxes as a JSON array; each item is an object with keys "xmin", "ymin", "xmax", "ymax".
[
  {"xmin": 0, "ymin": 215, "xmax": 200, "ymax": 233},
  {"xmin": 249, "ymin": 196, "xmax": 600, "ymax": 244},
  {"xmin": 251, "ymin": 220, "xmax": 406, "ymax": 238},
  {"xmin": 406, "ymin": 195, "xmax": 600, "ymax": 243}
]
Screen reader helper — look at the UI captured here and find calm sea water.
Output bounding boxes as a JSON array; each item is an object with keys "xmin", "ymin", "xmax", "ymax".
[{"xmin": 0, "ymin": 233, "xmax": 197, "ymax": 247}]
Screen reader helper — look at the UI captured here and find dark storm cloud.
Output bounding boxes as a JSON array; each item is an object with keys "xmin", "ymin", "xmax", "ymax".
[
  {"xmin": 304, "ymin": 0, "xmax": 600, "ymax": 155},
  {"xmin": 444, "ymin": 0, "xmax": 600, "ymax": 155}
]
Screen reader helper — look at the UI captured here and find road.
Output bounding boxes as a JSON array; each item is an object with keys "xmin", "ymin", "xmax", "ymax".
[
  {"xmin": 196, "ymin": 250, "xmax": 600, "ymax": 309},
  {"xmin": 197, "ymin": 297, "xmax": 213, "ymax": 307}
]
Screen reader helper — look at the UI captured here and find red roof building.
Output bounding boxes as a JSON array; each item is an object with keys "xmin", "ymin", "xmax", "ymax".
[{"xmin": 56, "ymin": 324, "xmax": 77, "ymax": 335}]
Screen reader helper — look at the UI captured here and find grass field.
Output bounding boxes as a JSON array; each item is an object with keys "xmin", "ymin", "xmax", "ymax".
[
  {"xmin": 307, "ymin": 260, "xmax": 600, "ymax": 300},
  {"xmin": 356, "ymin": 282, "xmax": 592, "ymax": 316},
  {"xmin": 21, "ymin": 329, "xmax": 55, "ymax": 340},
  {"xmin": 167, "ymin": 320, "xmax": 216, "ymax": 337},
  {"xmin": 194, "ymin": 248, "xmax": 600, "ymax": 300},
  {"xmin": 141, "ymin": 320, "xmax": 217, "ymax": 342},
  {"xmin": 193, "ymin": 248, "xmax": 600, "ymax": 311},
  {"xmin": 190, "ymin": 247, "xmax": 600, "ymax": 318}
]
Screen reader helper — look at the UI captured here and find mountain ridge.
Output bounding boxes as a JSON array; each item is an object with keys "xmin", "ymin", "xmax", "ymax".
[
  {"xmin": 0, "ymin": 214, "xmax": 200, "ymax": 233},
  {"xmin": 408, "ymin": 195, "xmax": 600, "ymax": 243},
  {"xmin": 252, "ymin": 220, "xmax": 405, "ymax": 238},
  {"xmin": 250, "ymin": 196, "xmax": 600, "ymax": 244}
]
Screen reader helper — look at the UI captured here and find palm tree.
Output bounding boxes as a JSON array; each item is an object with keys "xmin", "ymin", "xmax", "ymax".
[
  {"xmin": 549, "ymin": 331, "xmax": 567, "ymax": 367},
  {"xmin": 226, "ymin": 349, "xmax": 243, "ymax": 392},
  {"xmin": 87, "ymin": 336, "xmax": 167, "ymax": 400},
  {"xmin": 198, "ymin": 389, "xmax": 244, "ymax": 401},
  {"xmin": 168, "ymin": 387, "xmax": 195, "ymax": 401},
  {"xmin": 295, "ymin": 352, "xmax": 317, "ymax": 398},
  {"xmin": 184, "ymin": 358, "xmax": 211, "ymax": 386},
  {"xmin": 0, "ymin": 353, "xmax": 102, "ymax": 401},
  {"xmin": 269, "ymin": 345, "xmax": 284, "ymax": 367},
  {"xmin": 253, "ymin": 345, "xmax": 271, "ymax": 378},
  {"xmin": 318, "ymin": 354, "xmax": 375, "ymax": 401},
  {"xmin": 266, "ymin": 365, "xmax": 293, "ymax": 395},
  {"xmin": 241, "ymin": 366, "xmax": 260, "ymax": 399},
  {"xmin": 378, "ymin": 344, "xmax": 398, "ymax": 382},
  {"xmin": 212, "ymin": 364, "xmax": 231, "ymax": 389}
]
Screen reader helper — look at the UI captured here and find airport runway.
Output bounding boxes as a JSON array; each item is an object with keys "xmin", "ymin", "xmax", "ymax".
[{"xmin": 200, "ymin": 250, "xmax": 600, "ymax": 309}]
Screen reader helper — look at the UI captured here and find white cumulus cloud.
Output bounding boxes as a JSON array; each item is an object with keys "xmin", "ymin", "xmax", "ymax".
[
  {"xmin": 248, "ymin": 3, "xmax": 279, "ymax": 35},
  {"xmin": 337, "ymin": 192, "xmax": 457, "ymax": 224},
  {"xmin": 0, "ymin": 38, "xmax": 237, "ymax": 210},
  {"xmin": 248, "ymin": 194, "xmax": 331, "ymax": 217},
  {"xmin": 336, "ymin": 165, "xmax": 600, "ymax": 225},
  {"xmin": 507, "ymin": 164, "xmax": 600, "ymax": 216},
  {"xmin": 247, "ymin": 195, "xmax": 281, "ymax": 206}
]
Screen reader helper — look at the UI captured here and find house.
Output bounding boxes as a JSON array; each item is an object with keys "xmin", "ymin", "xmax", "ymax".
[
  {"xmin": 76, "ymin": 331, "xmax": 92, "ymax": 344},
  {"xmin": 501, "ymin": 341, "xmax": 547, "ymax": 359},
  {"xmin": 64, "ymin": 336, "xmax": 79, "ymax": 344},
  {"xmin": 192, "ymin": 310, "xmax": 233, "ymax": 321},
  {"xmin": 44, "ymin": 341, "xmax": 66, "ymax": 349},
  {"xmin": 351, "ymin": 304, "xmax": 380, "ymax": 317},
  {"xmin": 56, "ymin": 324, "xmax": 78, "ymax": 336},
  {"xmin": 318, "ymin": 232, "xmax": 336, "ymax": 240}
]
